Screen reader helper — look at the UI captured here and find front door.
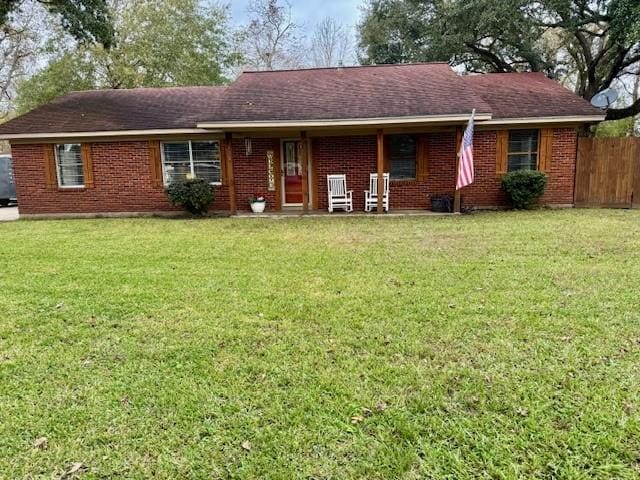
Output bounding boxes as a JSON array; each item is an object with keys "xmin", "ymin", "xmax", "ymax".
[{"xmin": 283, "ymin": 141, "xmax": 302, "ymax": 204}]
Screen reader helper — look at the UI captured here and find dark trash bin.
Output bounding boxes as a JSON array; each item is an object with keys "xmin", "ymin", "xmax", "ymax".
[{"xmin": 430, "ymin": 194, "xmax": 454, "ymax": 213}]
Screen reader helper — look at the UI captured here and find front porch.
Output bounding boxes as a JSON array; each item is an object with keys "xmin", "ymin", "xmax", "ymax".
[{"xmin": 222, "ymin": 128, "xmax": 466, "ymax": 215}]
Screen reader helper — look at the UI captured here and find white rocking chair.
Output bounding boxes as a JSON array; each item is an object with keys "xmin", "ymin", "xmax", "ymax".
[
  {"xmin": 364, "ymin": 173, "xmax": 390, "ymax": 212},
  {"xmin": 327, "ymin": 174, "xmax": 353, "ymax": 213}
]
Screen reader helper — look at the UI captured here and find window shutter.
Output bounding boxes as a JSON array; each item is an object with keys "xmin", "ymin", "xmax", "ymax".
[
  {"xmin": 416, "ymin": 135, "xmax": 428, "ymax": 181},
  {"xmin": 149, "ymin": 140, "xmax": 163, "ymax": 187},
  {"xmin": 43, "ymin": 144, "xmax": 57, "ymax": 189},
  {"xmin": 221, "ymin": 138, "xmax": 229, "ymax": 186},
  {"xmin": 81, "ymin": 143, "xmax": 94, "ymax": 188},
  {"xmin": 538, "ymin": 128, "xmax": 553, "ymax": 173},
  {"xmin": 496, "ymin": 130, "xmax": 508, "ymax": 175}
]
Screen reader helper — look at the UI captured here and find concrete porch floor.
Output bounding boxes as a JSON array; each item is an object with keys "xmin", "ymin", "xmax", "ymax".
[{"xmin": 233, "ymin": 209, "xmax": 456, "ymax": 218}]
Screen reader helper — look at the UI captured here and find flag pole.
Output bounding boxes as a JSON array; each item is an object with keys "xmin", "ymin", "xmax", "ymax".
[
  {"xmin": 453, "ymin": 127, "xmax": 463, "ymax": 213},
  {"xmin": 454, "ymin": 109, "xmax": 475, "ymax": 214}
]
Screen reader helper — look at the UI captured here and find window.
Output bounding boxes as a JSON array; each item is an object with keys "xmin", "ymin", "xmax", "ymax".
[
  {"xmin": 55, "ymin": 143, "xmax": 84, "ymax": 188},
  {"xmin": 389, "ymin": 134, "xmax": 417, "ymax": 180},
  {"xmin": 508, "ymin": 130, "xmax": 539, "ymax": 171},
  {"xmin": 161, "ymin": 140, "xmax": 221, "ymax": 185}
]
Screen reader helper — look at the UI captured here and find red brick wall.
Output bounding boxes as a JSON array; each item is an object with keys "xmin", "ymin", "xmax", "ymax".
[
  {"xmin": 231, "ymin": 137, "xmax": 279, "ymax": 211},
  {"xmin": 312, "ymin": 136, "xmax": 377, "ymax": 211},
  {"xmin": 461, "ymin": 130, "xmax": 505, "ymax": 207},
  {"xmin": 461, "ymin": 127, "xmax": 577, "ymax": 207},
  {"xmin": 11, "ymin": 141, "xmax": 231, "ymax": 215},
  {"xmin": 10, "ymin": 128, "xmax": 577, "ymax": 215},
  {"xmin": 312, "ymin": 133, "xmax": 459, "ymax": 210},
  {"xmin": 541, "ymin": 128, "xmax": 578, "ymax": 205},
  {"xmin": 311, "ymin": 128, "xmax": 577, "ymax": 210}
]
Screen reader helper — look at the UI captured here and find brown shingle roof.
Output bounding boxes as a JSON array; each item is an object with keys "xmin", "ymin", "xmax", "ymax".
[
  {"xmin": 201, "ymin": 63, "xmax": 490, "ymax": 122},
  {"xmin": 0, "ymin": 64, "xmax": 604, "ymax": 136},
  {"xmin": 0, "ymin": 86, "xmax": 227, "ymax": 135},
  {"xmin": 461, "ymin": 72, "xmax": 603, "ymax": 119}
]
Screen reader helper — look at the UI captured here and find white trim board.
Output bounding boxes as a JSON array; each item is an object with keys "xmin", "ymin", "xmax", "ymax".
[
  {"xmin": 0, "ymin": 128, "xmax": 222, "ymax": 141},
  {"xmin": 477, "ymin": 115, "xmax": 605, "ymax": 125},
  {"xmin": 197, "ymin": 113, "xmax": 492, "ymax": 129},
  {"xmin": 0, "ymin": 114, "xmax": 606, "ymax": 141}
]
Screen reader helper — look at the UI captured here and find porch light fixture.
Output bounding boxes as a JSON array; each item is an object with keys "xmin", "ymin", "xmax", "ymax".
[{"xmin": 244, "ymin": 137, "xmax": 252, "ymax": 156}]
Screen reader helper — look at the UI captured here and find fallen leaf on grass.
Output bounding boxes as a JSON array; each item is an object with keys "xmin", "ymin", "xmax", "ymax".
[
  {"xmin": 32, "ymin": 437, "xmax": 47, "ymax": 449},
  {"xmin": 241, "ymin": 440, "xmax": 251, "ymax": 451},
  {"xmin": 61, "ymin": 462, "xmax": 86, "ymax": 478},
  {"xmin": 516, "ymin": 407, "xmax": 529, "ymax": 417},
  {"xmin": 350, "ymin": 415, "xmax": 364, "ymax": 424},
  {"xmin": 375, "ymin": 402, "xmax": 388, "ymax": 412}
]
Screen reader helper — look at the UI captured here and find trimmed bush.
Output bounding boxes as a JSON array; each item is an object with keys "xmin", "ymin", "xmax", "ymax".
[
  {"xmin": 501, "ymin": 170, "xmax": 547, "ymax": 209},
  {"xmin": 166, "ymin": 178, "xmax": 214, "ymax": 215}
]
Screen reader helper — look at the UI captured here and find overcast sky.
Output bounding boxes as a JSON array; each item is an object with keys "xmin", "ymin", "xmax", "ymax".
[{"xmin": 228, "ymin": 0, "xmax": 363, "ymax": 28}]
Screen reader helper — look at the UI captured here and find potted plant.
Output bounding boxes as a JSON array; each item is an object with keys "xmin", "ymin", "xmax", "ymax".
[{"xmin": 249, "ymin": 195, "xmax": 266, "ymax": 213}]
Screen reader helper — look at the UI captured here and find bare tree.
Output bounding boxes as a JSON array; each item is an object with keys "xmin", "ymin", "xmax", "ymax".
[
  {"xmin": 0, "ymin": 1, "xmax": 41, "ymax": 118},
  {"xmin": 310, "ymin": 17, "xmax": 353, "ymax": 68},
  {"xmin": 240, "ymin": 0, "xmax": 304, "ymax": 71}
]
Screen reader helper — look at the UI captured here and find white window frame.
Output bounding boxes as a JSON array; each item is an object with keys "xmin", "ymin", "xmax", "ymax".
[
  {"xmin": 160, "ymin": 140, "xmax": 222, "ymax": 186},
  {"xmin": 54, "ymin": 143, "xmax": 85, "ymax": 189}
]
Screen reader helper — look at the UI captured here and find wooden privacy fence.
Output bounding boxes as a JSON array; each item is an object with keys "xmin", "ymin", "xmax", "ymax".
[{"xmin": 575, "ymin": 137, "xmax": 640, "ymax": 208}]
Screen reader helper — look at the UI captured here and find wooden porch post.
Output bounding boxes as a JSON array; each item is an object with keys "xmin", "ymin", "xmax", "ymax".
[
  {"xmin": 453, "ymin": 127, "xmax": 462, "ymax": 213},
  {"xmin": 377, "ymin": 128, "xmax": 384, "ymax": 213},
  {"xmin": 225, "ymin": 132, "xmax": 237, "ymax": 215},
  {"xmin": 301, "ymin": 131, "xmax": 309, "ymax": 211}
]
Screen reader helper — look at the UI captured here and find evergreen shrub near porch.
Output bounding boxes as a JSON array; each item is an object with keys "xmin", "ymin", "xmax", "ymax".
[
  {"xmin": 166, "ymin": 178, "xmax": 214, "ymax": 215},
  {"xmin": 501, "ymin": 170, "xmax": 548, "ymax": 209}
]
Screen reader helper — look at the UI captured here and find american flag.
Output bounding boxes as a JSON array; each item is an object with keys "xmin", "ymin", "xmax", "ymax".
[{"xmin": 456, "ymin": 109, "xmax": 475, "ymax": 190}]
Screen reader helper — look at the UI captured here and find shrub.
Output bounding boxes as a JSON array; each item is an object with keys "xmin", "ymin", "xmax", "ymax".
[
  {"xmin": 165, "ymin": 178, "xmax": 214, "ymax": 215},
  {"xmin": 501, "ymin": 170, "xmax": 548, "ymax": 209}
]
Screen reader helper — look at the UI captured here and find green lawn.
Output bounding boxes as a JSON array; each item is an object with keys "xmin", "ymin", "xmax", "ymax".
[{"xmin": 1, "ymin": 210, "xmax": 640, "ymax": 479}]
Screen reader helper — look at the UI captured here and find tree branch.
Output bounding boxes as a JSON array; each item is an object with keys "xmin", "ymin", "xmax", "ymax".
[
  {"xmin": 464, "ymin": 42, "xmax": 514, "ymax": 72},
  {"xmin": 606, "ymin": 97, "xmax": 640, "ymax": 121}
]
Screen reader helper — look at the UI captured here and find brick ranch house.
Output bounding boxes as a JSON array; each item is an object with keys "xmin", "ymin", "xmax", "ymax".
[{"xmin": 0, "ymin": 63, "xmax": 605, "ymax": 217}]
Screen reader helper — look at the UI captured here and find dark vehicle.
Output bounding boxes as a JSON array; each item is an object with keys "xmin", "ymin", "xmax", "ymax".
[{"xmin": 0, "ymin": 155, "xmax": 16, "ymax": 206}]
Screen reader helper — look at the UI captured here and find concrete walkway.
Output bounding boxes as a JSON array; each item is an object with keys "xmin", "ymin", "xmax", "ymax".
[{"xmin": 0, "ymin": 206, "xmax": 18, "ymax": 221}]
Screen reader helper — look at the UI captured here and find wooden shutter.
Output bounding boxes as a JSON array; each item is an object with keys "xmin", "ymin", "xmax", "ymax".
[
  {"xmin": 496, "ymin": 130, "xmax": 509, "ymax": 175},
  {"xmin": 43, "ymin": 144, "xmax": 57, "ymax": 189},
  {"xmin": 149, "ymin": 140, "xmax": 163, "ymax": 187},
  {"xmin": 221, "ymin": 138, "xmax": 229, "ymax": 186},
  {"xmin": 538, "ymin": 128, "xmax": 553, "ymax": 173},
  {"xmin": 416, "ymin": 135, "xmax": 428, "ymax": 181},
  {"xmin": 81, "ymin": 143, "xmax": 94, "ymax": 188}
]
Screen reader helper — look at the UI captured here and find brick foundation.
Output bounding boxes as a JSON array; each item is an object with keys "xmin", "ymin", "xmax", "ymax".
[{"xmin": 10, "ymin": 128, "xmax": 577, "ymax": 215}]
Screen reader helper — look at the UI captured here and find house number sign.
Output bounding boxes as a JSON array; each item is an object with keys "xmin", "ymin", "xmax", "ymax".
[{"xmin": 266, "ymin": 150, "xmax": 276, "ymax": 191}]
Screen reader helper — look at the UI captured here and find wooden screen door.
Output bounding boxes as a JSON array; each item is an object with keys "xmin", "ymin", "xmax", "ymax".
[{"xmin": 283, "ymin": 140, "xmax": 302, "ymax": 204}]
